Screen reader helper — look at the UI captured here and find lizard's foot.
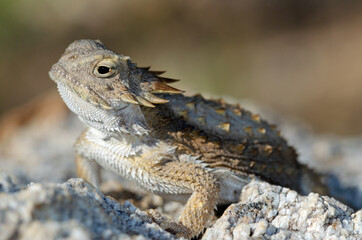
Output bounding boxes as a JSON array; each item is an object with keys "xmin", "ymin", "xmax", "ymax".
[{"xmin": 145, "ymin": 209, "xmax": 192, "ymax": 238}]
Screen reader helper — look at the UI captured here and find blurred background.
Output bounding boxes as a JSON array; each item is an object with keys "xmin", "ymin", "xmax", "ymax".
[{"xmin": 1, "ymin": 0, "xmax": 362, "ymax": 136}]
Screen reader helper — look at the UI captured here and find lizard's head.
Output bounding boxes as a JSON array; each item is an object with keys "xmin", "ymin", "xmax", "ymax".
[{"xmin": 49, "ymin": 39, "xmax": 182, "ymax": 135}]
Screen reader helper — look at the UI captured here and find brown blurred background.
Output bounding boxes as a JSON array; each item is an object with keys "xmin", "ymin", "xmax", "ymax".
[{"xmin": 1, "ymin": 0, "xmax": 362, "ymax": 135}]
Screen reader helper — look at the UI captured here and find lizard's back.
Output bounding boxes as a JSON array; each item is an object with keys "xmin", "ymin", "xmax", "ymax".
[{"xmin": 144, "ymin": 93, "xmax": 324, "ymax": 198}]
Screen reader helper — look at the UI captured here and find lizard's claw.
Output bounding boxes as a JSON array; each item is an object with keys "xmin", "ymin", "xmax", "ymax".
[
  {"xmin": 145, "ymin": 209, "xmax": 192, "ymax": 239},
  {"xmin": 145, "ymin": 209, "xmax": 167, "ymax": 225}
]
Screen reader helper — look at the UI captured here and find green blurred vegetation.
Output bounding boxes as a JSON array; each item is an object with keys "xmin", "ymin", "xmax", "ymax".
[{"xmin": 1, "ymin": 0, "xmax": 362, "ymax": 135}]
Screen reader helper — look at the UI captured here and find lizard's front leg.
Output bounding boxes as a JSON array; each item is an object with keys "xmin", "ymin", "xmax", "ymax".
[
  {"xmin": 150, "ymin": 161, "xmax": 220, "ymax": 239},
  {"xmin": 75, "ymin": 154, "xmax": 101, "ymax": 187},
  {"xmin": 74, "ymin": 129, "xmax": 103, "ymax": 187}
]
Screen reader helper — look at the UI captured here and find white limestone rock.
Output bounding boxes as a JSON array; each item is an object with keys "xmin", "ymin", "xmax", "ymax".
[
  {"xmin": 202, "ymin": 180, "xmax": 361, "ymax": 240},
  {"xmin": 0, "ymin": 176, "xmax": 175, "ymax": 240}
]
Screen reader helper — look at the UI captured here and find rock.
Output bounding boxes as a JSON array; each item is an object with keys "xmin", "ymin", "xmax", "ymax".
[
  {"xmin": 0, "ymin": 92, "xmax": 80, "ymax": 185},
  {"xmin": 202, "ymin": 180, "xmax": 361, "ymax": 240},
  {"xmin": 2, "ymin": 175, "xmax": 360, "ymax": 240},
  {"xmin": 0, "ymin": 173, "xmax": 21, "ymax": 193},
  {"xmin": 0, "ymin": 177, "xmax": 175, "ymax": 240}
]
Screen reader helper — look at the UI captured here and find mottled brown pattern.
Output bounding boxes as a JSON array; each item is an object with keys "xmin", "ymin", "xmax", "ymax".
[{"xmin": 141, "ymin": 95, "xmax": 316, "ymax": 193}]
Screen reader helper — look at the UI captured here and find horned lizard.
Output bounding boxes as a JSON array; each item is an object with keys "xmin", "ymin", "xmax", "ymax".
[{"xmin": 49, "ymin": 39, "xmax": 327, "ymax": 239}]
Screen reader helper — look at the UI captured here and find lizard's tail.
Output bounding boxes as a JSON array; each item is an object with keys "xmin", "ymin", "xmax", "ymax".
[{"xmin": 299, "ymin": 164, "xmax": 329, "ymax": 196}]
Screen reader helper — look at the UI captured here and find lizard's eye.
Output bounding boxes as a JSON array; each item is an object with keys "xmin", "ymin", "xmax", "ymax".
[
  {"xmin": 97, "ymin": 66, "xmax": 110, "ymax": 74},
  {"xmin": 93, "ymin": 60, "xmax": 117, "ymax": 78}
]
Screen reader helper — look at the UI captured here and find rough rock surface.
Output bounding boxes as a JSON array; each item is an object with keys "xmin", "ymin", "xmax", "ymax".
[
  {"xmin": 1, "ymin": 175, "xmax": 360, "ymax": 240},
  {"xmin": 202, "ymin": 180, "xmax": 361, "ymax": 240},
  {"xmin": 0, "ymin": 175, "xmax": 175, "ymax": 240}
]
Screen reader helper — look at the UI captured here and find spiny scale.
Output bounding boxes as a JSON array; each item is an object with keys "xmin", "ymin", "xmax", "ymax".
[
  {"xmin": 143, "ymin": 92, "xmax": 169, "ymax": 104},
  {"xmin": 150, "ymin": 81, "xmax": 183, "ymax": 94},
  {"xmin": 116, "ymin": 66, "xmax": 182, "ymax": 107},
  {"xmin": 157, "ymin": 76, "xmax": 180, "ymax": 83},
  {"xmin": 158, "ymin": 93, "xmax": 283, "ymax": 143},
  {"xmin": 139, "ymin": 66, "xmax": 179, "ymax": 83},
  {"xmin": 217, "ymin": 123, "xmax": 230, "ymax": 132},
  {"xmin": 120, "ymin": 92, "xmax": 139, "ymax": 105},
  {"xmin": 149, "ymin": 70, "xmax": 166, "ymax": 75},
  {"xmin": 136, "ymin": 96, "xmax": 155, "ymax": 108}
]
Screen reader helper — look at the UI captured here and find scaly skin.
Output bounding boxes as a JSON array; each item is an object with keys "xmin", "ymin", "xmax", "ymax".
[{"xmin": 49, "ymin": 39, "xmax": 327, "ymax": 239}]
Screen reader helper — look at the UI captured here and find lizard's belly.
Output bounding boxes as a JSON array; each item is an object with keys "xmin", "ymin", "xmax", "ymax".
[
  {"xmin": 76, "ymin": 128, "xmax": 193, "ymax": 196},
  {"xmin": 97, "ymin": 153, "xmax": 193, "ymax": 196},
  {"xmin": 148, "ymin": 168, "xmax": 255, "ymax": 204}
]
